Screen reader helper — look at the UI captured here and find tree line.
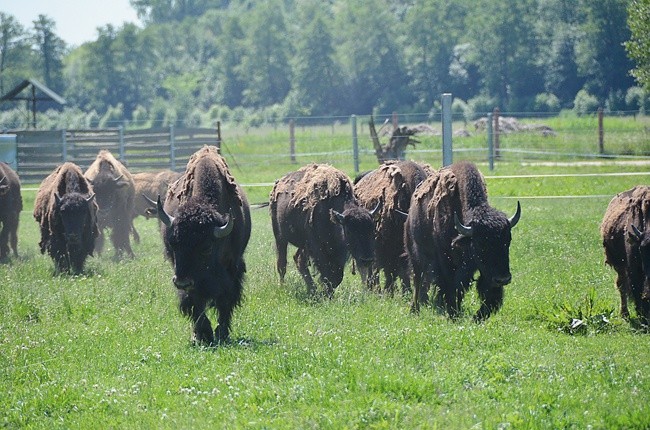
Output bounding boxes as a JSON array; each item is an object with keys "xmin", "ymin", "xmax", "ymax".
[{"xmin": 0, "ymin": 0, "xmax": 649, "ymax": 129}]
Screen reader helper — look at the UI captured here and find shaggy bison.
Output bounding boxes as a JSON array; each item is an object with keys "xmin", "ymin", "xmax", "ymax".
[
  {"xmin": 84, "ymin": 150, "xmax": 137, "ymax": 258},
  {"xmin": 270, "ymin": 163, "xmax": 376, "ymax": 296},
  {"xmin": 601, "ymin": 186, "xmax": 650, "ymax": 325},
  {"xmin": 0, "ymin": 162, "xmax": 22, "ymax": 261},
  {"xmin": 157, "ymin": 146, "xmax": 251, "ymax": 344},
  {"xmin": 405, "ymin": 161, "xmax": 521, "ymax": 320},
  {"xmin": 132, "ymin": 170, "xmax": 181, "ymax": 219},
  {"xmin": 34, "ymin": 163, "xmax": 98, "ymax": 274},
  {"xmin": 354, "ymin": 160, "xmax": 431, "ymax": 293}
]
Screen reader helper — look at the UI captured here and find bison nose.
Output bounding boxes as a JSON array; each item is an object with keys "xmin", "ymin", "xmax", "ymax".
[
  {"xmin": 173, "ymin": 275, "xmax": 194, "ymax": 290},
  {"xmin": 493, "ymin": 274, "xmax": 512, "ymax": 286}
]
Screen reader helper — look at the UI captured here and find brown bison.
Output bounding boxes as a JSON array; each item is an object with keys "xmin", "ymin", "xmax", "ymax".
[
  {"xmin": 157, "ymin": 146, "xmax": 251, "ymax": 344},
  {"xmin": 84, "ymin": 150, "xmax": 137, "ymax": 258},
  {"xmin": 0, "ymin": 162, "xmax": 22, "ymax": 261},
  {"xmin": 132, "ymin": 170, "xmax": 181, "ymax": 219},
  {"xmin": 405, "ymin": 161, "xmax": 521, "ymax": 320},
  {"xmin": 34, "ymin": 163, "xmax": 98, "ymax": 274},
  {"xmin": 270, "ymin": 163, "xmax": 377, "ymax": 296},
  {"xmin": 354, "ymin": 160, "xmax": 432, "ymax": 293},
  {"xmin": 601, "ymin": 186, "xmax": 650, "ymax": 325}
]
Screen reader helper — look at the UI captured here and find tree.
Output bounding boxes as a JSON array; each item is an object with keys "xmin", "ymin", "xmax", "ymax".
[
  {"xmin": 0, "ymin": 13, "xmax": 32, "ymax": 96},
  {"xmin": 32, "ymin": 15, "xmax": 67, "ymax": 95},
  {"xmin": 625, "ymin": 0, "xmax": 650, "ymax": 91}
]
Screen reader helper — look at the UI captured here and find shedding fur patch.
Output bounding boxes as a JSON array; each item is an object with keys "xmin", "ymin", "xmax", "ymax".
[{"xmin": 272, "ymin": 164, "xmax": 354, "ymax": 211}]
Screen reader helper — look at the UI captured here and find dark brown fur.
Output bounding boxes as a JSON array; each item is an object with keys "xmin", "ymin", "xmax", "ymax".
[
  {"xmin": 270, "ymin": 164, "xmax": 376, "ymax": 295},
  {"xmin": 405, "ymin": 161, "xmax": 520, "ymax": 321},
  {"xmin": 159, "ymin": 146, "xmax": 251, "ymax": 344},
  {"xmin": 84, "ymin": 150, "xmax": 137, "ymax": 258},
  {"xmin": 601, "ymin": 186, "xmax": 650, "ymax": 324},
  {"xmin": 0, "ymin": 162, "xmax": 22, "ymax": 261},
  {"xmin": 132, "ymin": 170, "xmax": 181, "ymax": 219},
  {"xmin": 34, "ymin": 162, "xmax": 98, "ymax": 273},
  {"xmin": 354, "ymin": 160, "xmax": 431, "ymax": 293}
]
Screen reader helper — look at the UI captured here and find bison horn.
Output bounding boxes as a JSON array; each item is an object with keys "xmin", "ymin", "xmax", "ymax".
[
  {"xmin": 113, "ymin": 174, "xmax": 124, "ymax": 183},
  {"xmin": 142, "ymin": 193, "xmax": 157, "ymax": 206},
  {"xmin": 0, "ymin": 175, "xmax": 5, "ymax": 185},
  {"xmin": 454, "ymin": 213, "xmax": 473, "ymax": 237},
  {"xmin": 54, "ymin": 193, "xmax": 62, "ymax": 206},
  {"xmin": 369, "ymin": 200, "xmax": 381, "ymax": 217},
  {"xmin": 213, "ymin": 210, "xmax": 234, "ymax": 239},
  {"xmin": 395, "ymin": 209, "xmax": 409, "ymax": 219},
  {"xmin": 86, "ymin": 193, "xmax": 95, "ymax": 202},
  {"xmin": 157, "ymin": 195, "xmax": 174, "ymax": 227},
  {"xmin": 630, "ymin": 224, "xmax": 644, "ymax": 241},
  {"xmin": 332, "ymin": 209, "xmax": 346, "ymax": 225},
  {"xmin": 508, "ymin": 201, "xmax": 522, "ymax": 228}
]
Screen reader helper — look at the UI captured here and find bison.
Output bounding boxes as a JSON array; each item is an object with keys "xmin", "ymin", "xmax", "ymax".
[
  {"xmin": 405, "ymin": 161, "xmax": 521, "ymax": 320},
  {"xmin": 0, "ymin": 162, "xmax": 22, "ymax": 261},
  {"xmin": 157, "ymin": 146, "xmax": 251, "ymax": 344},
  {"xmin": 601, "ymin": 186, "xmax": 650, "ymax": 325},
  {"xmin": 34, "ymin": 162, "xmax": 98, "ymax": 274},
  {"xmin": 84, "ymin": 150, "xmax": 137, "ymax": 258},
  {"xmin": 354, "ymin": 160, "xmax": 432, "ymax": 293},
  {"xmin": 270, "ymin": 163, "xmax": 377, "ymax": 296},
  {"xmin": 132, "ymin": 170, "xmax": 181, "ymax": 219}
]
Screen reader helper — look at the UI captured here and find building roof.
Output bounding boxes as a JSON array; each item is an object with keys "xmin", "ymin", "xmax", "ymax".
[{"xmin": 0, "ymin": 78, "xmax": 66, "ymax": 105}]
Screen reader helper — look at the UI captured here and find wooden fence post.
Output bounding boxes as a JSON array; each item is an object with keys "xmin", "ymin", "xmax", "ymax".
[
  {"xmin": 216, "ymin": 121, "xmax": 222, "ymax": 151},
  {"xmin": 118, "ymin": 125, "xmax": 125, "ymax": 161},
  {"xmin": 442, "ymin": 93, "xmax": 453, "ymax": 166},
  {"xmin": 598, "ymin": 107, "xmax": 604, "ymax": 154},
  {"xmin": 170, "ymin": 124, "xmax": 176, "ymax": 170},
  {"xmin": 61, "ymin": 129, "xmax": 67, "ymax": 162},
  {"xmin": 487, "ymin": 113, "xmax": 494, "ymax": 170},
  {"xmin": 352, "ymin": 115, "xmax": 359, "ymax": 174}
]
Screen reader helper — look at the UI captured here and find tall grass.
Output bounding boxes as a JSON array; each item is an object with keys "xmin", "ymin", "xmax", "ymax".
[{"xmin": 2, "ymin": 141, "xmax": 650, "ymax": 427}]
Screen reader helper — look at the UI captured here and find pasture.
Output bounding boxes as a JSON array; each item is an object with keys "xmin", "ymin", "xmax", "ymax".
[{"xmin": 2, "ymin": 151, "xmax": 650, "ymax": 427}]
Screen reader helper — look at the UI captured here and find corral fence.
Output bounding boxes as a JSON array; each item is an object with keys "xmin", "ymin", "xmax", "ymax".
[{"xmin": 7, "ymin": 126, "xmax": 220, "ymax": 183}]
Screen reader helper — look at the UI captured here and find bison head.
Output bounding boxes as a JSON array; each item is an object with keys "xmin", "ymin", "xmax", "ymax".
[
  {"xmin": 54, "ymin": 192, "xmax": 98, "ymax": 271},
  {"xmin": 331, "ymin": 202, "xmax": 378, "ymax": 285},
  {"xmin": 89, "ymin": 173, "xmax": 129, "ymax": 221},
  {"xmin": 629, "ymin": 224, "xmax": 650, "ymax": 301},
  {"xmin": 454, "ymin": 201, "xmax": 521, "ymax": 286},
  {"xmin": 158, "ymin": 196, "xmax": 234, "ymax": 291}
]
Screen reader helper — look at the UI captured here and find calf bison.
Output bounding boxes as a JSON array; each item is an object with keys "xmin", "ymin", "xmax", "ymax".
[
  {"xmin": 601, "ymin": 186, "xmax": 650, "ymax": 325},
  {"xmin": 157, "ymin": 146, "xmax": 251, "ymax": 344},
  {"xmin": 405, "ymin": 161, "xmax": 521, "ymax": 320},
  {"xmin": 270, "ymin": 163, "xmax": 376, "ymax": 296},
  {"xmin": 0, "ymin": 162, "xmax": 22, "ymax": 261},
  {"xmin": 84, "ymin": 150, "xmax": 137, "ymax": 258},
  {"xmin": 34, "ymin": 163, "xmax": 98, "ymax": 274},
  {"xmin": 354, "ymin": 160, "xmax": 431, "ymax": 293},
  {"xmin": 132, "ymin": 170, "xmax": 181, "ymax": 219}
]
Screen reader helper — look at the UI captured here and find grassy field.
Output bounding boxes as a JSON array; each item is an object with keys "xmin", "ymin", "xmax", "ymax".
[{"xmin": 3, "ymin": 145, "xmax": 650, "ymax": 427}]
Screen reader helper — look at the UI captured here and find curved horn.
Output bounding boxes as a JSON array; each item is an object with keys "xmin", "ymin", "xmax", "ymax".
[
  {"xmin": 142, "ymin": 193, "xmax": 157, "ymax": 206},
  {"xmin": 508, "ymin": 201, "xmax": 522, "ymax": 228},
  {"xmin": 369, "ymin": 200, "xmax": 381, "ymax": 217},
  {"xmin": 0, "ymin": 176, "xmax": 6, "ymax": 185},
  {"xmin": 54, "ymin": 193, "xmax": 62, "ymax": 206},
  {"xmin": 454, "ymin": 213, "xmax": 473, "ymax": 237},
  {"xmin": 395, "ymin": 209, "xmax": 409, "ymax": 219},
  {"xmin": 157, "ymin": 195, "xmax": 174, "ymax": 227},
  {"xmin": 86, "ymin": 193, "xmax": 95, "ymax": 202},
  {"xmin": 213, "ymin": 210, "xmax": 234, "ymax": 239},
  {"xmin": 631, "ymin": 224, "xmax": 644, "ymax": 241},
  {"xmin": 113, "ymin": 173, "xmax": 124, "ymax": 183},
  {"xmin": 331, "ymin": 209, "xmax": 346, "ymax": 225}
]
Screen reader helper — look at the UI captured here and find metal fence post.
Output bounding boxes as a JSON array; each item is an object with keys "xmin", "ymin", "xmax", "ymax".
[
  {"xmin": 351, "ymin": 115, "xmax": 359, "ymax": 174},
  {"xmin": 61, "ymin": 129, "xmax": 67, "ymax": 162},
  {"xmin": 170, "ymin": 124, "xmax": 176, "ymax": 170},
  {"xmin": 442, "ymin": 93, "xmax": 453, "ymax": 166},
  {"xmin": 487, "ymin": 113, "xmax": 494, "ymax": 170},
  {"xmin": 598, "ymin": 107, "xmax": 604, "ymax": 154},
  {"xmin": 289, "ymin": 119, "xmax": 296, "ymax": 163}
]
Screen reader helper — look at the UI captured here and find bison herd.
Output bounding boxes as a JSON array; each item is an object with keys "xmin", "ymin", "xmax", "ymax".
[{"xmin": 1, "ymin": 145, "xmax": 650, "ymax": 344}]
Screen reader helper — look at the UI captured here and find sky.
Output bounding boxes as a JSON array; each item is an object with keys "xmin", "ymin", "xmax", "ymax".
[{"xmin": 1, "ymin": 0, "xmax": 141, "ymax": 47}]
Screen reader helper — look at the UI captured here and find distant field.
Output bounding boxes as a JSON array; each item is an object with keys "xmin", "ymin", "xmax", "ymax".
[{"xmin": 2, "ymin": 136, "xmax": 650, "ymax": 427}]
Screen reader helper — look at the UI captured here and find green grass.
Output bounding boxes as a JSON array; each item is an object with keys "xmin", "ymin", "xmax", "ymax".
[{"xmin": 3, "ymin": 151, "xmax": 650, "ymax": 427}]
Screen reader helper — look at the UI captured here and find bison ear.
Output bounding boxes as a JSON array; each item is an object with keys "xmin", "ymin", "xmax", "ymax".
[{"xmin": 331, "ymin": 209, "xmax": 346, "ymax": 225}]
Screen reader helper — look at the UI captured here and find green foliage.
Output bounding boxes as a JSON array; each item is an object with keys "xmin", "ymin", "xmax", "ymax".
[
  {"xmin": 625, "ymin": 86, "xmax": 650, "ymax": 114},
  {"xmin": 573, "ymin": 89, "xmax": 600, "ymax": 115},
  {"xmin": 625, "ymin": 0, "xmax": 650, "ymax": 91},
  {"xmin": 533, "ymin": 93, "xmax": 562, "ymax": 113},
  {"xmin": 540, "ymin": 288, "xmax": 617, "ymax": 335}
]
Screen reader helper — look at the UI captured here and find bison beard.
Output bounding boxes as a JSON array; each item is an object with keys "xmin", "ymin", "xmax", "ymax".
[
  {"xmin": 601, "ymin": 186, "xmax": 650, "ymax": 325},
  {"xmin": 405, "ymin": 161, "xmax": 520, "ymax": 321},
  {"xmin": 158, "ymin": 145, "xmax": 250, "ymax": 345},
  {"xmin": 0, "ymin": 162, "xmax": 22, "ymax": 261}
]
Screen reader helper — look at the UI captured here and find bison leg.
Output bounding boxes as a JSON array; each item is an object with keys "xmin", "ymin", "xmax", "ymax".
[
  {"xmin": 294, "ymin": 248, "xmax": 316, "ymax": 294},
  {"xmin": 615, "ymin": 272, "xmax": 630, "ymax": 320},
  {"xmin": 411, "ymin": 268, "xmax": 430, "ymax": 313},
  {"xmin": 215, "ymin": 301, "xmax": 235, "ymax": 344},
  {"xmin": 0, "ymin": 224, "xmax": 8, "ymax": 261},
  {"xmin": 275, "ymin": 238, "xmax": 288, "ymax": 282},
  {"xmin": 111, "ymin": 220, "xmax": 134, "ymax": 259},
  {"xmin": 474, "ymin": 275, "xmax": 504, "ymax": 321},
  {"xmin": 131, "ymin": 223, "xmax": 141, "ymax": 244},
  {"xmin": 178, "ymin": 292, "xmax": 214, "ymax": 345}
]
